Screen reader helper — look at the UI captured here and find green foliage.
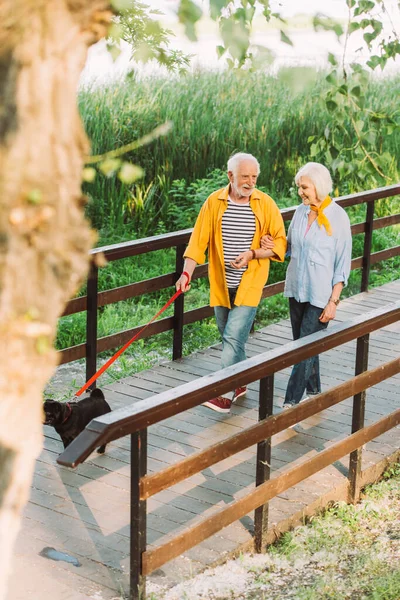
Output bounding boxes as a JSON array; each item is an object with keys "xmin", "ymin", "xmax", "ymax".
[
  {"xmin": 79, "ymin": 69, "xmax": 399, "ymax": 234},
  {"xmin": 309, "ymin": 0, "xmax": 400, "ymax": 189},
  {"xmin": 166, "ymin": 169, "xmax": 229, "ymax": 231},
  {"xmin": 115, "ymin": 2, "xmax": 191, "ymax": 73}
]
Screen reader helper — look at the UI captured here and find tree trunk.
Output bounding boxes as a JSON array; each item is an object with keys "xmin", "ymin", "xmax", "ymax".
[{"xmin": 0, "ymin": 2, "xmax": 111, "ymax": 597}]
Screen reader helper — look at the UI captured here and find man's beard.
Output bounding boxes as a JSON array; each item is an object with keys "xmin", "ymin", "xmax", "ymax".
[{"xmin": 232, "ymin": 182, "xmax": 254, "ymax": 198}]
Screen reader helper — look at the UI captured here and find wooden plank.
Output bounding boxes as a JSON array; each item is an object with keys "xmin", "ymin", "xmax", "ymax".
[
  {"xmin": 142, "ymin": 408, "xmax": 400, "ymax": 575},
  {"xmin": 140, "ymin": 358, "xmax": 400, "ymax": 499}
]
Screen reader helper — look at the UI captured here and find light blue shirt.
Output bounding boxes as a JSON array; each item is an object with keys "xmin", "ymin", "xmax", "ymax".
[{"xmin": 284, "ymin": 201, "xmax": 352, "ymax": 309}]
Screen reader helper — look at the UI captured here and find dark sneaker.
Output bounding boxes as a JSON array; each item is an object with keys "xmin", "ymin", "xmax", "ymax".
[
  {"xmin": 233, "ymin": 386, "xmax": 247, "ymax": 402},
  {"xmin": 203, "ymin": 396, "xmax": 232, "ymax": 413}
]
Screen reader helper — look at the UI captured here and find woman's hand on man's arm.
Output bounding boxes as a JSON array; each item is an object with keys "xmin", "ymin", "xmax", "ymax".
[{"xmin": 260, "ymin": 234, "xmax": 275, "ymax": 251}]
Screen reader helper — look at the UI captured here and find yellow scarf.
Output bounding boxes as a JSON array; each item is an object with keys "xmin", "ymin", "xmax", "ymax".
[{"xmin": 310, "ymin": 196, "xmax": 332, "ymax": 236}]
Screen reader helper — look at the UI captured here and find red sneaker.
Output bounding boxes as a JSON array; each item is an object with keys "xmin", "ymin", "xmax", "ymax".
[
  {"xmin": 203, "ymin": 396, "xmax": 232, "ymax": 413},
  {"xmin": 233, "ymin": 386, "xmax": 247, "ymax": 402}
]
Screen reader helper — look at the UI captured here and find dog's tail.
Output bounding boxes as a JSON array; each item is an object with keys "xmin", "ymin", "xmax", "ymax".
[{"xmin": 90, "ymin": 387, "xmax": 111, "ymax": 413}]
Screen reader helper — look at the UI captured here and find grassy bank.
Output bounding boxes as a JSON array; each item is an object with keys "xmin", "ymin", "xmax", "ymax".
[{"xmin": 147, "ymin": 464, "xmax": 400, "ymax": 600}]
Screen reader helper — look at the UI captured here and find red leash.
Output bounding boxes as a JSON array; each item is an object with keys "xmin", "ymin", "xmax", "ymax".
[{"xmin": 75, "ymin": 273, "xmax": 190, "ymax": 397}]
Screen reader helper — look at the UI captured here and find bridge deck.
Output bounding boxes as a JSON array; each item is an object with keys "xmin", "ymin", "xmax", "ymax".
[{"xmin": 7, "ymin": 280, "xmax": 400, "ymax": 600}]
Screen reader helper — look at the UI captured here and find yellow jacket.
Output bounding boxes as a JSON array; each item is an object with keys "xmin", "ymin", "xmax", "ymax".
[{"xmin": 184, "ymin": 185, "xmax": 287, "ymax": 307}]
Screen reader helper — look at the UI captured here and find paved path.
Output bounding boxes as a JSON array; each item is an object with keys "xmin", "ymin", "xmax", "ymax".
[{"xmin": 7, "ymin": 280, "xmax": 400, "ymax": 600}]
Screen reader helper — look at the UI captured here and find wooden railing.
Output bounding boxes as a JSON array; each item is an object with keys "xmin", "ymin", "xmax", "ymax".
[
  {"xmin": 59, "ymin": 184, "xmax": 400, "ymax": 386},
  {"xmin": 58, "ymin": 302, "xmax": 400, "ymax": 600}
]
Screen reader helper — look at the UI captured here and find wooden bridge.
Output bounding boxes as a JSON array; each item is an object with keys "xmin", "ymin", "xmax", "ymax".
[{"xmin": 6, "ymin": 185, "xmax": 400, "ymax": 600}]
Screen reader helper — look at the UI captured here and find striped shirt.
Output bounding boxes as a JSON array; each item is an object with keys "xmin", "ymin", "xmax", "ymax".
[{"xmin": 222, "ymin": 197, "xmax": 256, "ymax": 288}]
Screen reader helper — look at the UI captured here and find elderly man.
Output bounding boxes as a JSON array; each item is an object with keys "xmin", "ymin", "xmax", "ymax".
[{"xmin": 176, "ymin": 152, "xmax": 286, "ymax": 413}]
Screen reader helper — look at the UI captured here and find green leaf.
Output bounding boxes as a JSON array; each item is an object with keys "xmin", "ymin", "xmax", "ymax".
[
  {"xmin": 308, "ymin": 135, "xmax": 316, "ymax": 143},
  {"xmin": 330, "ymin": 146, "xmax": 339, "ymax": 159},
  {"xmin": 108, "ymin": 23, "xmax": 123, "ymax": 42},
  {"xmin": 216, "ymin": 45, "xmax": 226, "ymax": 58},
  {"xmin": 351, "ymin": 85, "xmax": 361, "ymax": 98},
  {"xmin": 118, "ymin": 162, "xmax": 144, "ymax": 184},
  {"xmin": 332, "ymin": 158, "xmax": 346, "ymax": 173},
  {"xmin": 82, "ymin": 167, "xmax": 97, "ymax": 183},
  {"xmin": 27, "ymin": 189, "xmax": 42, "ymax": 204},
  {"xmin": 354, "ymin": 0, "xmax": 375, "ymax": 16},
  {"xmin": 110, "ymin": 0, "xmax": 132, "ymax": 10},
  {"xmin": 325, "ymin": 71, "xmax": 337, "ymax": 84},
  {"xmin": 328, "ymin": 53, "xmax": 338, "ymax": 66},
  {"xmin": 360, "ymin": 18, "xmax": 371, "ymax": 29},
  {"xmin": 178, "ymin": 0, "xmax": 203, "ymax": 42},
  {"xmin": 310, "ymin": 143, "xmax": 318, "ymax": 157},
  {"xmin": 106, "ymin": 42, "xmax": 122, "ymax": 62},
  {"xmin": 210, "ymin": 0, "xmax": 228, "ymax": 21},
  {"xmin": 99, "ymin": 158, "xmax": 121, "ymax": 177},
  {"xmin": 280, "ymin": 30, "xmax": 293, "ymax": 46},
  {"xmin": 355, "ymin": 120, "xmax": 365, "ymax": 132},
  {"xmin": 324, "ymin": 126, "xmax": 330, "ymax": 140},
  {"xmin": 220, "ymin": 17, "xmax": 251, "ymax": 63},
  {"xmin": 326, "ymin": 100, "xmax": 338, "ymax": 112},
  {"xmin": 349, "ymin": 22, "xmax": 361, "ymax": 34},
  {"xmin": 364, "ymin": 32, "xmax": 376, "ymax": 46},
  {"xmin": 364, "ymin": 130, "xmax": 377, "ymax": 145},
  {"xmin": 333, "ymin": 23, "xmax": 344, "ymax": 39}
]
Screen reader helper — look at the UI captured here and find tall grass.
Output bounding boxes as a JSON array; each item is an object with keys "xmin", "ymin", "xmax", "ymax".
[{"xmin": 79, "ymin": 69, "xmax": 400, "ymax": 232}]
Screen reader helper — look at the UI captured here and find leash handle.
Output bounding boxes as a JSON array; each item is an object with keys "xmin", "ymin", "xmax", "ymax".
[{"xmin": 75, "ymin": 274, "xmax": 189, "ymax": 397}]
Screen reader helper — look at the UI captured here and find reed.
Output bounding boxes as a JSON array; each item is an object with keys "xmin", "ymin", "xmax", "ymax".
[{"xmin": 79, "ymin": 69, "xmax": 400, "ymax": 233}]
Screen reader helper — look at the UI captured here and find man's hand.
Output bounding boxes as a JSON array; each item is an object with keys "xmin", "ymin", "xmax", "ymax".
[
  {"xmin": 175, "ymin": 272, "xmax": 191, "ymax": 293},
  {"xmin": 260, "ymin": 234, "xmax": 275, "ymax": 250},
  {"xmin": 319, "ymin": 301, "xmax": 337, "ymax": 323},
  {"xmin": 230, "ymin": 250, "xmax": 252, "ymax": 269}
]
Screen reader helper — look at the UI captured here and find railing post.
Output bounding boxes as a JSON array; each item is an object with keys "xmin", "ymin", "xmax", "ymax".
[
  {"xmin": 130, "ymin": 429, "xmax": 147, "ymax": 600},
  {"xmin": 254, "ymin": 374, "xmax": 274, "ymax": 553},
  {"xmin": 86, "ymin": 261, "xmax": 98, "ymax": 388},
  {"xmin": 348, "ymin": 334, "xmax": 369, "ymax": 503},
  {"xmin": 361, "ymin": 200, "xmax": 374, "ymax": 292},
  {"xmin": 173, "ymin": 244, "xmax": 185, "ymax": 361}
]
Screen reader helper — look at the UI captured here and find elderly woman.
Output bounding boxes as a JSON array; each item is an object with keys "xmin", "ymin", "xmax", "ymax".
[{"xmin": 262, "ymin": 162, "xmax": 352, "ymax": 408}]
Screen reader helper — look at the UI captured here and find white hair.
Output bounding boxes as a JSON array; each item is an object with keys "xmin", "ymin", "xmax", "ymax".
[
  {"xmin": 295, "ymin": 162, "xmax": 333, "ymax": 201},
  {"xmin": 227, "ymin": 152, "xmax": 260, "ymax": 176}
]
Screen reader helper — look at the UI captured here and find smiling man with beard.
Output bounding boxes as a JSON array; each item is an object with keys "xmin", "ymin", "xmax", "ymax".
[{"xmin": 176, "ymin": 152, "xmax": 286, "ymax": 413}]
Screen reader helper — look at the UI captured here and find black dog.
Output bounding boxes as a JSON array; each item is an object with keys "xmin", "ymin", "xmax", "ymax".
[{"xmin": 43, "ymin": 388, "xmax": 111, "ymax": 453}]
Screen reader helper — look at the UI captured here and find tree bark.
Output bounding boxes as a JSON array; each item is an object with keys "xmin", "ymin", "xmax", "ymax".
[{"xmin": 0, "ymin": 2, "xmax": 112, "ymax": 597}]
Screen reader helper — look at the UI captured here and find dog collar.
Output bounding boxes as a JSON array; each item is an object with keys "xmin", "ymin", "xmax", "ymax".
[{"xmin": 61, "ymin": 403, "xmax": 72, "ymax": 424}]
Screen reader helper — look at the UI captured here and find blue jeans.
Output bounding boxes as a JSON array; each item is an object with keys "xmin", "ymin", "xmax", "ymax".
[
  {"xmin": 284, "ymin": 298, "xmax": 329, "ymax": 406},
  {"xmin": 214, "ymin": 288, "xmax": 257, "ymax": 370}
]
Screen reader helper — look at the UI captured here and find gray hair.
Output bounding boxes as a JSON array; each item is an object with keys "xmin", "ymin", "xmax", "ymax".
[
  {"xmin": 227, "ymin": 152, "xmax": 260, "ymax": 176},
  {"xmin": 295, "ymin": 162, "xmax": 333, "ymax": 201}
]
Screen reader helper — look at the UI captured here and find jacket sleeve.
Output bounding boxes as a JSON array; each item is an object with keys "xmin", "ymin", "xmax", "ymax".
[
  {"xmin": 183, "ymin": 198, "xmax": 211, "ymax": 264},
  {"xmin": 266, "ymin": 199, "xmax": 287, "ymax": 263}
]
